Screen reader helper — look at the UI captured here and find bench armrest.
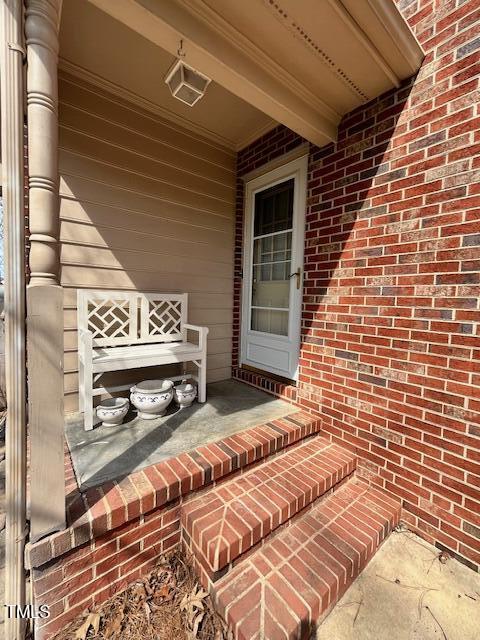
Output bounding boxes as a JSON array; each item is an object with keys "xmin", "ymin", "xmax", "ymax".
[
  {"xmin": 183, "ymin": 324, "xmax": 209, "ymax": 350},
  {"xmin": 78, "ymin": 329, "xmax": 93, "ymax": 361}
]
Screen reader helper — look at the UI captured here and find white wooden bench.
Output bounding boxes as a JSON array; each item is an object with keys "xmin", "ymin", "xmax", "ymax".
[{"xmin": 77, "ymin": 290, "xmax": 208, "ymax": 431}]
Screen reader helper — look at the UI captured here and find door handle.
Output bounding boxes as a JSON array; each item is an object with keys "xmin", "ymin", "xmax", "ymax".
[{"xmin": 289, "ymin": 267, "xmax": 301, "ymax": 290}]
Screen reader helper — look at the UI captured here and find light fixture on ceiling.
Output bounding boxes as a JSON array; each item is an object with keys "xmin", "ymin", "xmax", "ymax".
[{"xmin": 164, "ymin": 40, "xmax": 211, "ymax": 107}]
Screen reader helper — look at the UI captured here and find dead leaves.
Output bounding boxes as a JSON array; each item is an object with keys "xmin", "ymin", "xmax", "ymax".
[
  {"xmin": 53, "ymin": 550, "xmax": 229, "ymax": 640},
  {"xmin": 74, "ymin": 613, "xmax": 100, "ymax": 640},
  {"xmin": 103, "ymin": 608, "xmax": 123, "ymax": 639},
  {"xmin": 180, "ymin": 584, "xmax": 209, "ymax": 638}
]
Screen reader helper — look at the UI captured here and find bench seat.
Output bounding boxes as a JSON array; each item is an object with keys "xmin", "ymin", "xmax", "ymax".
[{"xmin": 92, "ymin": 341, "xmax": 204, "ymax": 372}]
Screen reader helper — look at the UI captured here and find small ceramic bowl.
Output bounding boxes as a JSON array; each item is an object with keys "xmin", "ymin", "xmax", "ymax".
[
  {"xmin": 174, "ymin": 382, "xmax": 197, "ymax": 409},
  {"xmin": 130, "ymin": 379, "xmax": 174, "ymax": 419},
  {"xmin": 96, "ymin": 397, "xmax": 129, "ymax": 427}
]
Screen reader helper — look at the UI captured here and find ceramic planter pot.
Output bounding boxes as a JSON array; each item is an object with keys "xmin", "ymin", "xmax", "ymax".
[
  {"xmin": 96, "ymin": 397, "xmax": 129, "ymax": 427},
  {"xmin": 174, "ymin": 381, "xmax": 197, "ymax": 409},
  {"xmin": 130, "ymin": 379, "xmax": 174, "ymax": 419}
]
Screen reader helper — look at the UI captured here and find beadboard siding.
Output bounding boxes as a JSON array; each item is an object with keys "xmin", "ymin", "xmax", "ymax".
[{"xmin": 58, "ymin": 74, "xmax": 236, "ymax": 413}]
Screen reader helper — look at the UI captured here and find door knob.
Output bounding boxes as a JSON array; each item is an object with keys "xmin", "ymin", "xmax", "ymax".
[{"xmin": 289, "ymin": 267, "xmax": 301, "ymax": 289}]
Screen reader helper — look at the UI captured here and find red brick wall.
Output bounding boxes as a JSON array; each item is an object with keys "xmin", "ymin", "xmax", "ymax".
[
  {"xmin": 234, "ymin": 0, "xmax": 480, "ymax": 571},
  {"xmin": 32, "ymin": 502, "xmax": 180, "ymax": 638}
]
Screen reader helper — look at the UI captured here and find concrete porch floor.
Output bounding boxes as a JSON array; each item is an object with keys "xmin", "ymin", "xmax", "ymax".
[
  {"xmin": 317, "ymin": 530, "xmax": 480, "ymax": 640},
  {"xmin": 65, "ymin": 379, "xmax": 294, "ymax": 490}
]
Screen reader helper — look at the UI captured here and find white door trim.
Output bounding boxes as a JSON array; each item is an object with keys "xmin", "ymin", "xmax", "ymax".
[{"xmin": 241, "ymin": 153, "xmax": 308, "ymax": 380}]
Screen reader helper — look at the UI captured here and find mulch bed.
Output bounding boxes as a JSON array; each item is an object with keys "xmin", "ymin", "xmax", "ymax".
[{"xmin": 52, "ymin": 550, "xmax": 232, "ymax": 640}]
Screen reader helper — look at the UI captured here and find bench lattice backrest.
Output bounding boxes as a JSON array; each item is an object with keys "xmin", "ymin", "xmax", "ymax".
[{"xmin": 77, "ymin": 290, "xmax": 188, "ymax": 347}]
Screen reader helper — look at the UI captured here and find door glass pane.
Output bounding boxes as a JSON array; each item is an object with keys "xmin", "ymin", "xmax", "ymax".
[
  {"xmin": 250, "ymin": 179, "xmax": 294, "ymax": 336},
  {"xmin": 251, "ymin": 309, "xmax": 289, "ymax": 335},
  {"xmin": 252, "ymin": 234, "xmax": 291, "ymax": 308},
  {"xmin": 254, "ymin": 179, "xmax": 294, "ymax": 236}
]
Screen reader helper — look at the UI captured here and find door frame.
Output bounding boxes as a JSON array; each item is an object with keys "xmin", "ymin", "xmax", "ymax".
[{"xmin": 240, "ymin": 153, "xmax": 308, "ymax": 381}]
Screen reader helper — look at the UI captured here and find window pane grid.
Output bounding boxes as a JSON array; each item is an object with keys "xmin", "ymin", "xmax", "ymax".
[{"xmin": 253, "ymin": 178, "xmax": 294, "ymax": 237}]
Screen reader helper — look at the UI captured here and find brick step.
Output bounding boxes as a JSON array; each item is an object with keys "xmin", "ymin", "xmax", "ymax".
[
  {"xmin": 182, "ymin": 435, "xmax": 356, "ymax": 581},
  {"xmin": 213, "ymin": 479, "xmax": 401, "ymax": 640}
]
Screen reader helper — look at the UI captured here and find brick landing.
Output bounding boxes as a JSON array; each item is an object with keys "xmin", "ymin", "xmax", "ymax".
[{"xmin": 213, "ymin": 480, "xmax": 400, "ymax": 639}]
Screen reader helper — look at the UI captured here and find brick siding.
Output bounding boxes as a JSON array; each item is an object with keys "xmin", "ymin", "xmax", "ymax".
[
  {"xmin": 234, "ymin": 0, "xmax": 480, "ymax": 571},
  {"xmin": 31, "ymin": 501, "xmax": 180, "ymax": 638}
]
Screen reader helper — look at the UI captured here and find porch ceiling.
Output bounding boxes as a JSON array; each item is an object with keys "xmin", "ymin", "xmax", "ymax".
[
  {"xmin": 59, "ymin": 0, "xmax": 275, "ymax": 151},
  {"xmin": 85, "ymin": 0, "xmax": 424, "ymax": 148}
]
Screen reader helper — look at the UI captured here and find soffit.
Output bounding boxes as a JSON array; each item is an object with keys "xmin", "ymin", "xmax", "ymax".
[
  {"xmin": 199, "ymin": 0, "xmax": 411, "ymax": 113},
  {"xmin": 82, "ymin": 0, "xmax": 424, "ymax": 148}
]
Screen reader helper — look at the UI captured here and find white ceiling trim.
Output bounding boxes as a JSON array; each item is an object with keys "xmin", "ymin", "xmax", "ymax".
[
  {"xmin": 181, "ymin": 0, "xmax": 341, "ymax": 122},
  {"xmin": 327, "ymin": 0, "xmax": 401, "ymax": 89},
  {"xmin": 262, "ymin": 0, "xmax": 370, "ymax": 102},
  {"xmin": 82, "ymin": 0, "xmax": 423, "ymax": 149},
  {"xmin": 367, "ymin": 0, "xmax": 425, "ymax": 72}
]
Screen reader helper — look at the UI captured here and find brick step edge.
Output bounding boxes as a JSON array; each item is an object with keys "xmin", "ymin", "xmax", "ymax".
[
  {"xmin": 181, "ymin": 436, "xmax": 356, "ymax": 578},
  {"xmin": 26, "ymin": 411, "xmax": 320, "ymax": 570},
  {"xmin": 213, "ymin": 479, "xmax": 401, "ymax": 640},
  {"xmin": 183, "ymin": 470, "xmax": 355, "ymax": 590}
]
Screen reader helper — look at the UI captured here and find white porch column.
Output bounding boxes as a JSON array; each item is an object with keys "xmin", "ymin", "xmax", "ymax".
[
  {"xmin": 1, "ymin": 1, "xmax": 27, "ymax": 637},
  {"xmin": 25, "ymin": 0, "xmax": 65, "ymax": 541}
]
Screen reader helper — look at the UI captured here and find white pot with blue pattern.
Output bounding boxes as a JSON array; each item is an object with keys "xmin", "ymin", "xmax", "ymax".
[
  {"xmin": 130, "ymin": 379, "xmax": 174, "ymax": 419},
  {"xmin": 96, "ymin": 397, "xmax": 129, "ymax": 427}
]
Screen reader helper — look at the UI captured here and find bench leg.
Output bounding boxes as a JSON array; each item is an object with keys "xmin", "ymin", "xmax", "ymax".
[
  {"xmin": 84, "ymin": 393, "xmax": 94, "ymax": 431},
  {"xmin": 78, "ymin": 358, "xmax": 85, "ymax": 413},
  {"xmin": 83, "ymin": 359, "xmax": 94, "ymax": 431},
  {"xmin": 198, "ymin": 358, "xmax": 207, "ymax": 403}
]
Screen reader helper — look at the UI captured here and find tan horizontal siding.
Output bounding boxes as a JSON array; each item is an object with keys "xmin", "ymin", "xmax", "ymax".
[
  {"xmin": 59, "ymin": 152, "xmax": 231, "ymax": 215},
  {"xmin": 59, "ymin": 74, "xmax": 235, "ymax": 167},
  {"xmin": 59, "ymin": 75, "xmax": 235, "ymax": 413},
  {"xmin": 59, "ymin": 126, "xmax": 235, "ymax": 199}
]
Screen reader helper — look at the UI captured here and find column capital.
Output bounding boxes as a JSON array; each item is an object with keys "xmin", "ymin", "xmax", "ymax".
[{"xmin": 25, "ymin": 0, "xmax": 62, "ymax": 50}]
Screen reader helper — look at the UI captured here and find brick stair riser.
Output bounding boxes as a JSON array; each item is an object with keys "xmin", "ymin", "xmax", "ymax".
[
  {"xmin": 27, "ymin": 412, "xmax": 321, "ymax": 572},
  {"xmin": 182, "ymin": 470, "xmax": 355, "ymax": 589},
  {"xmin": 182, "ymin": 437, "xmax": 357, "ymax": 578},
  {"xmin": 28, "ymin": 412, "xmax": 322, "ymax": 639},
  {"xmin": 212, "ymin": 481, "xmax": 401, "ymax": 640}
]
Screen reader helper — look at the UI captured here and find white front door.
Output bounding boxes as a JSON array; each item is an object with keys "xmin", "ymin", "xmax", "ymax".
[{"xmin": 241, "ymin": 155, "xmax": 308, "ymax": 381}]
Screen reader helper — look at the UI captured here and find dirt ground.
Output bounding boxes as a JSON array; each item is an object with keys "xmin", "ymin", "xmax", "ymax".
[
  {"xmin": 317, "ymin": 529, "xmax": 480, "ymax": 640},
  {"xmin": 53, "ymin": 549, "xmax": 229, "ymax": 640}
]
